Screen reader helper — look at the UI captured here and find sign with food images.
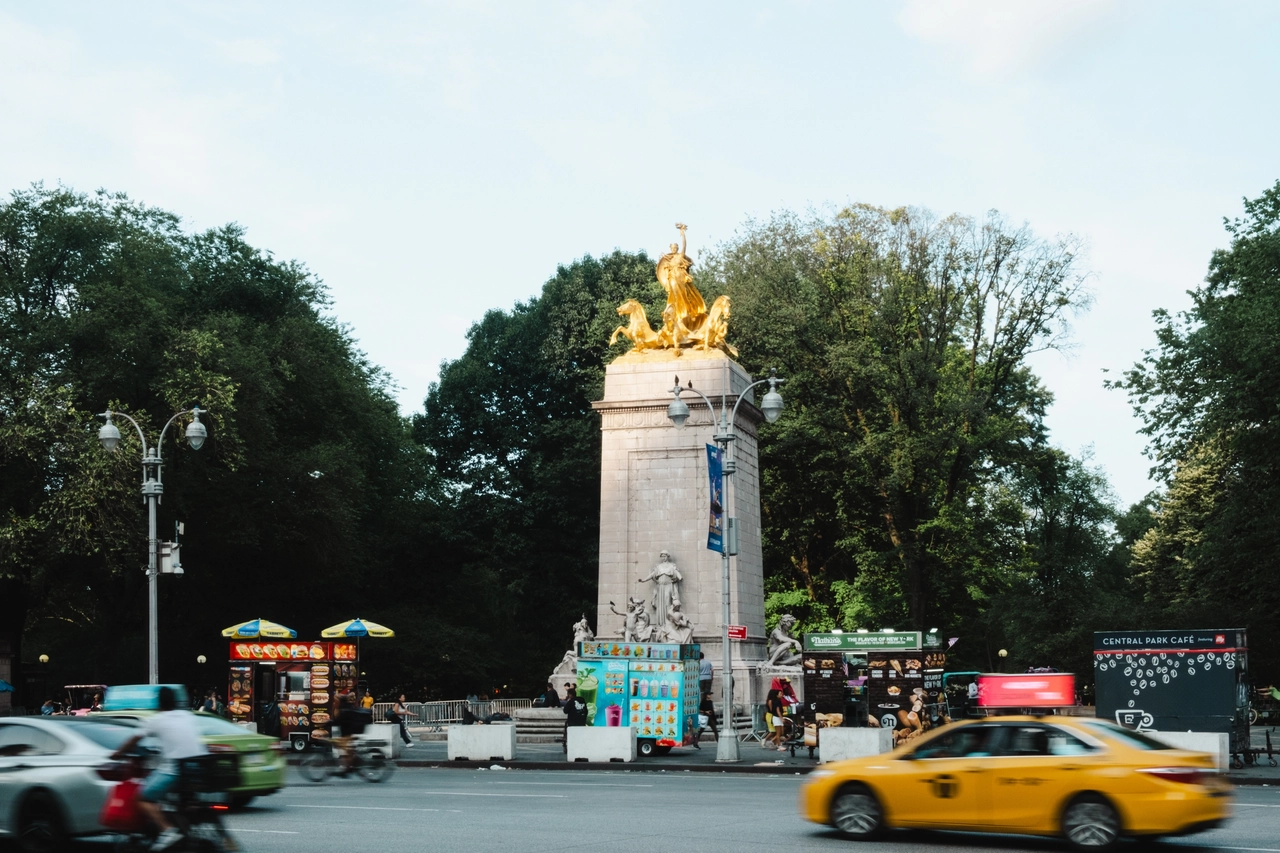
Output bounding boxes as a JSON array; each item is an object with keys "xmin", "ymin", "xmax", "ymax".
[
  {"xmin": 227, "ymin": 665, "xmax": 252, "ymax": 720},
  {"xmin": 1093, "ymin": 629, "xmax": 1248, "ymax": 737},
  {"xmin": 230, "ymin": 641, "xmax": 330, "ymax": 661},
  {"xmin": 801, "ymin": 653, "xmax": 847, "ymax": 713},
  {"xmin": 803, "ymin": 632, "xmax": 923, "ymax": 652},
  {"xmin": 865, "ymin": 656, "xmax": 943, "ymax": 744}
]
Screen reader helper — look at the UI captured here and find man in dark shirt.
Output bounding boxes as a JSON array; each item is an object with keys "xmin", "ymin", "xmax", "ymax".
[{"xmin": 562, "ymin": 683, "xmax": 587, "ymax": 753}]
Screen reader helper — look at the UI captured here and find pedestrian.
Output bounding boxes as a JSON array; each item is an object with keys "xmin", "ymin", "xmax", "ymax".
[
  {"xmin": 699, "ymin": 693, "xmax": 719, "ymax": 743},
  {"xmin": 698, "ymin": 652, "xmax": 713, "ymax": 698},
  {"xmin": 765, "ymin": 688, "xmax": 786, "ymax": 751},
  {"xmin": 40, "ymin": 699, "xmax": 55, "ymax": 716},
  {"xmin": 200, "ymin": 690, "xmax": 217, "ymax": 715},
  {"xmin": 389, "ymin": 693, "xmax": 414, "ymax": 746},
  {"xmin": 89, "ymin": 692, "xmax": 103, "ymax": 713},
  {"xmin": 541, "ymin": 682, "xmax": 560, "ymax": 708},
  {"xmin": 360, "ymin": 688, "xmax": 375, "ymax": 710},
  {"xmin": 562, "ymin": 683, "xmax": 587, "ymax": 753}
]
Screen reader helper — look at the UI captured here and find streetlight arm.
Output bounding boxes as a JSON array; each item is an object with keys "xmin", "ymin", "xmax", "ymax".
[
  {"xmin": 156, "ymin": 406, "xmax": 203, "ymax": 461},
  {"xmin": 102, "ymin": 410, "xmax": 149, "ymax": 456},
  {"xmin": 729, "ymin": 375, "xmax": 782, "ymax": 427}
]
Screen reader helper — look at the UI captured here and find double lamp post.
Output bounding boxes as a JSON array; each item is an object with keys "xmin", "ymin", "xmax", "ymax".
[
  {"xmin": 97, "ymin": 406, "xmax": 208, "ymax": 684},
  {"xmin": 666, "ymin": 368, "xmax": 784, "ymax": 763}
]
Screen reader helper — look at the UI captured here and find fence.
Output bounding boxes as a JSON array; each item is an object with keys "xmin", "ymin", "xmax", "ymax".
[{"xmin": 371, "ymin": 698, "xmax": 530, "ymax": 730}]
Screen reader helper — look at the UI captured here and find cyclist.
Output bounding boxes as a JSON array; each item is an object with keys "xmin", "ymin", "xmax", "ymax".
[
  {"xmin": 111, "ymin": 686, "xmax": 208, "ymax": 851},
  {"xmin": 334, "ymin": 690, "xmax": 368, "ymax": 774}
]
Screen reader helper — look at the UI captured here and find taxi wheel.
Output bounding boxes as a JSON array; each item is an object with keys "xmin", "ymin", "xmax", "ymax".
[
  {"xmin": 830, "ymin": 785, "xmax": 885, "ymax": 840},
  {"xmin": 1061, "ymin": 793, "xmax": 1121, "ymax": 852}
]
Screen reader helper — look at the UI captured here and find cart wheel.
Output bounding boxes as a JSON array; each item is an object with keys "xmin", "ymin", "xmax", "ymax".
[
  {"xmin": 637, "ymin": 739, "xmax": 657, "ymax": 757},
  {"xmin": 1270, "ymin": 758, "xmax": 1277, "ymax": 767},
  {"xmin": 1233, "ymin": 755, "xmax": 1245, "ymax": 769},
  {"xmin": 1250, "ymin": 708, "xmax": 1260, "ymax": 725},
  {"xmin": 1245, "ymin": 751, "xmax": 1256, "ymax": 766}
]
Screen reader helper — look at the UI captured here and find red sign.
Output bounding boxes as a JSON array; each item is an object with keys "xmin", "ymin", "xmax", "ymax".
[
  {"xmin": 977, "ymin": 673, "xmax": 1075, "ymax": 707},
  {"xmin": 229, "ymin": 641, "xmax": 330, "ymax": 662},
  {"xmin": 727, "ymin": 625, "xmax": 747, "ymax": 640},
  {"xmin": 332, "ymin": 643, "xmax": 357, "ymax": 661}
]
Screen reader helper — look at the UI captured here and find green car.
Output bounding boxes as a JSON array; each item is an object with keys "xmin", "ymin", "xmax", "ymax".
[{"xmin": 96, "ymin": 709, "xmax": 286, "ymax": 806}]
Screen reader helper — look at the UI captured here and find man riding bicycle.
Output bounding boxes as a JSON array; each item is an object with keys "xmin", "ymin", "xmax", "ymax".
[
  {"xmin": 334, "ymin": 690, "xmax": 368, "ymax": 774},
  {"xmin": 111, "ymin": 686, "xmax": 208, "ymax": 851}
]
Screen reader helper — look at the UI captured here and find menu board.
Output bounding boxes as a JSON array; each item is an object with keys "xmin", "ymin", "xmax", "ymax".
[
  {"xmin": 575, "ymin": 659, "xmax": 628, "ymax": 727},
  {"xmin": 227, "ymin": 666, "xmax": 252, "ymax": 720},
  {"xmin": 866, "ymin": 655, "xmax": 925, "ymax": 730},
  {"xmin": 627, "ymin": 659, "xmax": 689, "ymax": 742},
  {"xmin": 579, "ymin": 641, "xmax": 698, "ymax": 661},
  {"xmin": 801, "ymin": 653, "xmax": 847, "ymax": 714},
  {"xmin": 230, "ymin": 641, "xmax": 329, "ymax": 661}
]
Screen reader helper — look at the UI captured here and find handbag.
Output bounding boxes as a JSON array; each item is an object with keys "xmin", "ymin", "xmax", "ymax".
[{"xmin": 100, "ymin": 779, "xmax": 144, "ymax": 832}]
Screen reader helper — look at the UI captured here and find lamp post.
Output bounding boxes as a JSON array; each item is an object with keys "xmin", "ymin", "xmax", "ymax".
[
  {"xmin": 97, "ymin": 406, "xmax": 207, "ymax": 684},
  {"xmin": 667, "ymin": 368, "xmax": 784, "ymax": 763}
]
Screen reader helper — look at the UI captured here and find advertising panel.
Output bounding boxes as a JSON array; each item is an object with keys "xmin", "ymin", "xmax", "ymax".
[
  {"xmin": 578, "ymin": 641, "xmax": 697, "ymax": 660},
  {"xmin": 707, "ymin": 444, "xmax": 724, "ymax": 553},
  {"xmin": 865, "ymin": 655, "xmax": 928, "ymax": 731},
  {"xmin": 574, "ymin": 658, "xmax": 629, "ymax": 727},
  {"xmin": 626, "ymin": 659, "xmax": 699, "ymax": 745},
  {"xmin": 1093, "ymin": 629, "xmax": 1248, "ymax": 736},
  {"xmin": 227, "ymin": 665, "xmax": 252, "ymax": 721},
  {"xmin": 230, "ymin": 641, "xmax": 330, "ymax": 661},
  {"xmin": 976, "ymin": 673, "xmax": 1076, "ymax": 707},
  {"xmin": 804, "ymin": 632, "xmax": 924, "ymax": 652}
]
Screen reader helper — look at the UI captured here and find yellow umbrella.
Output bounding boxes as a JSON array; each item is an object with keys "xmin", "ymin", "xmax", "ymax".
[
  {"xmin": 320, "ymin": 618, "xmax": 395, "ymax": 638},
  {"xmin": 221, "ymin": 618, "xmax": 297, "ymax": 639}
]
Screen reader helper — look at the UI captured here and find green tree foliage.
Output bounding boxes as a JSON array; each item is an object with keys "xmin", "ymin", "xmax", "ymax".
[
  {"xmin": 412, "ymin": 252, "xmax": 659, "ymax": 694},
  {"xmin": 1112, "ymin": 180, "xmax": 1280, "ymax": 671},
  {"xmin": 0, "ymin": 185, "xmax": 433, "ymax": 700},
  {"xmin": 704, "ymin": 205, "xmax": 1093, "ymax": 659}
]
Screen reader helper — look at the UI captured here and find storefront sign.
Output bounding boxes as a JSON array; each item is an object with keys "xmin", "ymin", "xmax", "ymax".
[
  {"xmin": 1093, "ymin": 629, "xmax": 1246, "ymax": 653},
  {"xmin": 803, "ymin": 631, "xmax": 922, "ymax": 652},
  {"xmin": 579, "ymin": 641, "xmax": 698, "ymax": 660},
  {"xmin": 230, "ymin": 641, "xmax": 330, "ymax": 661},
  {"xmin": 977, "ymin": 673, "xmax": 1075, "ymax": 707}
]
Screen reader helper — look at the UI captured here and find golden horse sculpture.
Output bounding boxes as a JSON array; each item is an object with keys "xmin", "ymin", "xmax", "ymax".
[{"xmin": 608, "ymin": 224, "xmax": 738, "ymax": 357}]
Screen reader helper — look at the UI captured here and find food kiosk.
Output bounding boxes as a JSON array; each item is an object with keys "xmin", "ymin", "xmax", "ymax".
[
  {"xmin": 1094, "ymin": 628, "xmax": 1248, "ymax": 752},
  {"xmin": 802, "ymin": 631, "xmax": 948, "ymax": 744},
  {"xmin": 227, "ymin": 640, "xmax": 359, "ymax": 750},
  {"xmin": 575, "ymin": 640, "xmax": 700, "ymax": 756}
]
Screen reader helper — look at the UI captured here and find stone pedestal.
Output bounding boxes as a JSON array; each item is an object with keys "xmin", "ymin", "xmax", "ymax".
[{"xmin": 593, "ymin": 350, "xmax": 769, "ymax": 701}]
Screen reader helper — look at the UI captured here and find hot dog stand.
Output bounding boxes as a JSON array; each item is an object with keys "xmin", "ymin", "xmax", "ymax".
[{"xmin": 227, "ymin": 640, "xmax": 359, "ymax": 751}]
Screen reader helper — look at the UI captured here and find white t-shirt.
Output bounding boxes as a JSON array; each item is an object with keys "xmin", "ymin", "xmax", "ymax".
[{"xmin": 144, "ymin": 711, "xmax": 207, "ymax": 768}]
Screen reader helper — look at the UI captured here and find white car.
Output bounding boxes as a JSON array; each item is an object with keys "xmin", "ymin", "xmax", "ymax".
[{"xmin": 0, "ymin": 716, "xmax": 140, "ymax": 850}]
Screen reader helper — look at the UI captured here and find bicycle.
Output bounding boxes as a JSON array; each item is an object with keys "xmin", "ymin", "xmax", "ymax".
[
  {"xmin": 299, "ymin": 737, "xmax": 392, "ymax": 783},
  {"xmin": 101, "ymin": 751, "xmax": 238, "ymax": 852}
]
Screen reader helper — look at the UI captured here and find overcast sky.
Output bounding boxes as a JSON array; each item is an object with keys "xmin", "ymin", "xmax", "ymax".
[{"xmin": 3, "ymin": 1, "xmax": 1277, "ymax": 507}]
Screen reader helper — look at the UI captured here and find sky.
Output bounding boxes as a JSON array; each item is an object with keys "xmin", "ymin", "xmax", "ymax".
[{"xmin": 2, "ymin": 1, "xmax": 1276, "ymax": 507}]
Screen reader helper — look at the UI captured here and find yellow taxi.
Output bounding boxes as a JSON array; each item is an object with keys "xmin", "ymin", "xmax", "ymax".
[{"xmin": 800, "ymin": 716, "xmax": 1231, "ymax": 850}]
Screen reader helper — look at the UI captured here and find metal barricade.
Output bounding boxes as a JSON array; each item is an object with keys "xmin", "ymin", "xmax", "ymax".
[{"xmin": 371, "ymin": 698, "xmax": 531, "ymax": 730}]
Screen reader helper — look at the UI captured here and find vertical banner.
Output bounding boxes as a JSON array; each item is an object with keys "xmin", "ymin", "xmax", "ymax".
[{"xmin": 706, "ymin": 444, "xmax": 724, "ymax": 552}]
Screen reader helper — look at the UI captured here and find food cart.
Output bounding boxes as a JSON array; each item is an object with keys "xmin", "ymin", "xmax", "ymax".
[
  {"xmin": 1093, "ymin": 629, "xmax": 1248, "ymax": 755},
  {"xmin": 802, "ymin": 632, "xmax": 948, "ymax": 737},
  {"xmin": 575, "ymin": 640, "xmax": 700, "ymax": 757},
  {"xmin": 227, "ymin": 640, "xmax": 359, "ymax": 751}
]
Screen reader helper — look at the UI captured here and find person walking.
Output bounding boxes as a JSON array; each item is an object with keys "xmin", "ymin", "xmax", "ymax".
[
  {"xmin": 765, "ymin": 688, "xmax": 786, "ymax": 750},
  {"xmin": 389, "ymin": 694, "xmax": 414, "ymax": 746},
  {"xmin": 562, "ymin": 683, "xmax": 587, "ymax": 753},
  {"xmin": 698, "ymin": 692, "xmax": 719, "ymax": 743},
  {"xmin": 698, "ymin": 652, "xmax": 713, "ymax": 698}
]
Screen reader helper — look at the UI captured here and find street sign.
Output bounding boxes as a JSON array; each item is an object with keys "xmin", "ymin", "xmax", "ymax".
[
  {"xmin": 803, "ymin": 631, "xmax": 923, "ymax": 652},
  {"xmin": 727, "ymin": 625, "xmax": 747, "ymax": 640}
]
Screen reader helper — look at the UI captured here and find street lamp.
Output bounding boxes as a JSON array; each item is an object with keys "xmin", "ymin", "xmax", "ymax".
[
  {"xmin": 38, "ymin": 654, "xmax": 49, "ymax": 665},
  {"xmin": 98, "ymin": 406, "xmax": 207, "ymax": 684},
  {"xmin": 196, "ymin": 655, "xmax": 207, "ymax": 665},
  {"xmin": 668, "ymin": 367, "xmax": 784, "ymax": 764}
]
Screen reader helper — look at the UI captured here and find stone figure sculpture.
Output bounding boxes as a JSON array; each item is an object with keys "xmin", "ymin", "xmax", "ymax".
[
  {"xmin": 767, "ymin": 614, "xmax": 803, "ymax": 666},
  {"xmin": 609, "ymin": 596, "xmax": 649, "ymax": 642},
  {"xmin": 571, "ymin": 614, "xmax": 595, "ymax": 646},
  {"xmin": 608, "ymin": 224, "xmax": 737, "ymax": 357},
  {"xmin": 639, "ymin": 551, "xmax": 683, "ymax": 631},
  {"xmin": 659, "ymin": 601, "xmax": 694, "ymax": 644},
  {"xmin": 551, "ymin": 615, "xmax": 595, "ymax": 676}
]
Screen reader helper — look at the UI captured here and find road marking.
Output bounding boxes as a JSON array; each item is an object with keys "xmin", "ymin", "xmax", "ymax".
[
  {"xmin": 418, "ymin": 790, "xmax": 567, "ymax": 798},
  {"xmin": 490, "ymin": 781, "xmax": 653, "ymax": 788},
  {"xmin": 229, "ymin": 829, "xmax": 302, "ymax": 834},
  {"xmin": 288, "ymin": 804, "xmax": 440, "ymax": 812},
  {"xmin": 1236, "ymin": 804, "xmax": 1280, "ymax": 808}
]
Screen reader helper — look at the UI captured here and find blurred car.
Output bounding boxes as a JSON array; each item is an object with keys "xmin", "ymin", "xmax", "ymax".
[
  {"xmin": 0, "ymin": 716, "xmax": 140, "ymax": 850},
  {"xmin": 97, "ymin": 710, "xmax": 286, "ymax": 806},
  {"xmin": 799, "ymin": 716, "xmax": 1231, "ymax": 850}
]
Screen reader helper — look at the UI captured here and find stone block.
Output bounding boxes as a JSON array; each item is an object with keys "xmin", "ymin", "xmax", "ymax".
[
  {"xmin": 1144, "ymin": 731, "xmax": 1230, "ymax": 770},
  {"xmin": 567, "ymin": 726, "xmax": 636, "ymax": 762},
  {"xmin": 366, "ymin": 722, "xmax": 404, "ymax": 758},
  {"xmin": 818, "ymin": 728, "xmax": 895, "ymax": 764},
  {"xmin": 447, "ymin": 723, "xmax": 517, "ymax": 761}
]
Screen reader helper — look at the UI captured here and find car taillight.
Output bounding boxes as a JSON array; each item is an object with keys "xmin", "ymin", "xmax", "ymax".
[
  {"xmin": 207, "ymin": 744, "xmax": 236, "ymax": 754},
  {"xmin": 1138, "ymin": 766, "xmax": 1209, "ymax": 785}
]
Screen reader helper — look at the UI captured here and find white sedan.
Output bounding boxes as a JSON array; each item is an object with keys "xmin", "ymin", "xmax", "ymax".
[{"xmin": 0, "ymin": 716, "xmax": 140, "ymax": 850}]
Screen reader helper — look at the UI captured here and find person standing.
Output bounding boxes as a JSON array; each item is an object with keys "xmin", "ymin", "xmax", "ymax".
[
  {"xmin": 389, "ymin": 694, "xmax": 414, "ymax": 746},
  {"xmin": 541, "ymin": 682, "xmax": 560, "ymax": 708},
  {"xmin": 360, "ymin": 689, "xmax": 375, "ymax": 710},
  {"xmin": 562, "ymin": 683, "xmax": 587, "ymax": 753},
  {"xmin": 698, "ymin": 653, "xmax": 713, "ymax": 698}
]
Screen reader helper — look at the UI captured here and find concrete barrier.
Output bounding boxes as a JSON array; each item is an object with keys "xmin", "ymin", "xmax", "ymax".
[
  {"xmin": 1145, "ymin": 730, "xmax": 1230, "ymax": 771},
  {"xmin": 567, "ymin": 726, "xmax": 635, "ymax": 763},
  {"xmin": 818, "ymin": 728, "xmax": 895, "ymax": 764},
  {"xmin": 365, "ymin": 723, "xmax": 403, "ymax": 758},
  {"xmin": 447, "ymin": 723, "xmax": 517, "ymax": 761}
]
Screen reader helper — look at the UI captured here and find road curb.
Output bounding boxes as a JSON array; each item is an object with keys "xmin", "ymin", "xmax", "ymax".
[{"xmin": 392, "ymin": 759, "xmax": 812, "ymax": 774}]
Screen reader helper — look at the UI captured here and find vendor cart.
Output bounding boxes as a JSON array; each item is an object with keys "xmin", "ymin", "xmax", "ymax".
[
  {"xmin": 226, "ymin": 640, "xmax": 359, "ymax": 751},
  {"xmin": 575, "ymin": 640, "xmax": 700, "ymax": 757}
]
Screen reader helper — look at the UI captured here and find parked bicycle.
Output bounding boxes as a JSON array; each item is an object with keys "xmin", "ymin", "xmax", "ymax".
[{"xmin": 299, "ymin": 737, "xmax": 392, "ymax": 783}]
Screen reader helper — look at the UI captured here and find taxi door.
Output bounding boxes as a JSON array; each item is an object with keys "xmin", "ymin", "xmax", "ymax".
[
  {"xmin": 885, "ymin": 724, "xmax": 1002, "ymax": 829},
  {"xmin": 986, "ymin": 723, "xmax": 1100, "ymax": 829}
]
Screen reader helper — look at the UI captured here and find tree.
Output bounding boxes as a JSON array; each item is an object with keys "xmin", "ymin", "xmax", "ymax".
[
  {"xmin": 704, "ymin": 205, "xmax": 1090, "ymax": 647},
  {"xmin": 1112, "ymin": 180, "xmax": 1280, "ymax": 671}
]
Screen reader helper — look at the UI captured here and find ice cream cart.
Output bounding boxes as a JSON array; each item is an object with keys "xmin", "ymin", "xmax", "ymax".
[
  {"xmin": 227, "ymin": 640, "xmax": 359, "ymax": 751},
  {"xmin": 576, "ymin": 640, "xmax": 700, "ymax": 757}
]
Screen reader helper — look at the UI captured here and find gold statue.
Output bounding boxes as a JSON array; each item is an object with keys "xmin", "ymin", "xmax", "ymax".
[{"xmin": 609, "ymin": 224, "xmax": 737, "ymax": 357}]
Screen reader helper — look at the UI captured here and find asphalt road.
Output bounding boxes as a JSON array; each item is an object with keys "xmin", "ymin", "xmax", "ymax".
[{"xmin": 39, "ymin": 768, "xmax": 1280, "ymax": 852}]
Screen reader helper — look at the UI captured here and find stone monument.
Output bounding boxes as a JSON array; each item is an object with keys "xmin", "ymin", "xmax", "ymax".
[{"xmin": 594, "ymin": 224, "xmax": 769, "ymax": 707}]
